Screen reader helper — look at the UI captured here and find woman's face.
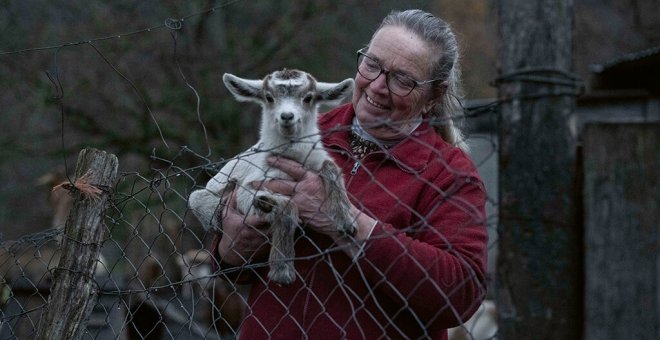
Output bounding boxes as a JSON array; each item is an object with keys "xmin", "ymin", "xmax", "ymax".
[{"xmin": 352, "ymin": 25, "xmax": 437, "ymax": 140}]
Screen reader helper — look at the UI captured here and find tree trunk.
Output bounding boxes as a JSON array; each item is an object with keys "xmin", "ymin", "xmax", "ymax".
[
  {"xmin": 37, "ymin": 148, "xmax": 118, "ymax": 340},
  {"xmin": 495, "ymin": 0, "xmax": 582, "ymax": 339}
]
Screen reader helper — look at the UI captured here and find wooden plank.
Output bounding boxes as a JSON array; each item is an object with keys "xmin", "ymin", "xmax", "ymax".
[{"xmin": 583, "ymin": 123, "xmax": 659, "ymax": 340}]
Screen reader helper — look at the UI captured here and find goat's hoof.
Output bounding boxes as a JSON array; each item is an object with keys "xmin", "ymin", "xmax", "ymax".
[
  {"xmin": 254, "ymin": 195, "xmax": 276, "ymax": 213},
  {"xmin": 268, "ymin": 265, "xmax": 296, "ymax": 285},
  {"xmin": 338, "ymin": 222, "xmax": 357, "ymax": 237},
  {"xmin": 205, "ymin": 221, "xmax": 222, "ymax": 233},
  {"xmin": 336, "ymin": 214, "xmax": 357, "ymax": 236}
]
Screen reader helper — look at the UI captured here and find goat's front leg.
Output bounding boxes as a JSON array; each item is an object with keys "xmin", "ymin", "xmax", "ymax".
[
  {"xmin": 235, "ymin": 182, "xmax": 273, "ymax": 217},
  {"xmin": 264, "ymin": 196, "xmax": 299, "ymax": 285},
  {"xmin": 319, "ymin": 160, "xmax": 357, "ymax": 236}
]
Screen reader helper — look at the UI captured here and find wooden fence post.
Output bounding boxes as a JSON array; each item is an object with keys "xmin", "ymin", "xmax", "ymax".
[
  {"xmin": 495, "ymin": 0, "xmax": 582, "ymax": 339},
  {"xmin": 583, "ymin": 123, "xmax": 659, "ymax": 340},
  {"xmin": 37, "ymin": 148, "xmax": 118, "ymax": 340}
]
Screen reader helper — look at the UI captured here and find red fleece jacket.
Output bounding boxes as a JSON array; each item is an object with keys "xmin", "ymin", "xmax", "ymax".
[{"xmin": 212, "ymin": 103, "xmax": 488, "ymax": 339}]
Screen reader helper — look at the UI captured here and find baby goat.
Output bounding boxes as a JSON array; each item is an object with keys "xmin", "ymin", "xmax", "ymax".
[{"xmin": 189, "ymin": 69, "xmax": 356, "ymax": 284}]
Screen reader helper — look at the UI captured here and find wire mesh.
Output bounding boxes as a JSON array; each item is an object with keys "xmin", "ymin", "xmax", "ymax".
[
  {"xmin": 0, "ymin": 2, "xmax": 500, "ymax": 339},
  {"xmin": 1, "ymin": 121, "xmax": 499, "ymax": 339}
]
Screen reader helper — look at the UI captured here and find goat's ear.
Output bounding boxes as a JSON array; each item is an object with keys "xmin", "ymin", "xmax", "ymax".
[
  {"xmin": 222, "ymin": 73, "xmax": 263, "ymax": 103},
  {"xmin": 316, "ymin": 78, "xmax": 354, "ymax": 105}
]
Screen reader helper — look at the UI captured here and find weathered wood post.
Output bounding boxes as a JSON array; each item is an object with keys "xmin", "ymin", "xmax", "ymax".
[
  {"xmin": 37, "ymin": 148, "xmax": 118, "ymax": 340},
  {"xmin": 583, "ymin": 124, "xmax": 659, "ymax": 340},
  {"xmin": 495, "ymin": 0, "xmax": 582, "ymax": 339}
]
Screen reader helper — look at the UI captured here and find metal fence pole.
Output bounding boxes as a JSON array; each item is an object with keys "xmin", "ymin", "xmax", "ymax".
[{"xmin": 37, "ymin": 148, "xmax": 118, "ymax": 340}]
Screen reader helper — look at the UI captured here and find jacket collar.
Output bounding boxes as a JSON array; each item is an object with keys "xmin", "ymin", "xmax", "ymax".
[{"xmin": 320, "ymin": 104, "xmax": 447, "ymax": 173}]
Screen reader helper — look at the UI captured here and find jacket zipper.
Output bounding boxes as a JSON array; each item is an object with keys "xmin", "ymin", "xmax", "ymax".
[{"xmin": 350, "ymin": 161, "xmax": 360, "ymax": 175}]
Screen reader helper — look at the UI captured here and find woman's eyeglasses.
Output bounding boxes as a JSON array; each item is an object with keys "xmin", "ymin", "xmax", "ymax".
[{"xmin": 356, "ymin": 48, "xmax": 441, "ymax": 97}]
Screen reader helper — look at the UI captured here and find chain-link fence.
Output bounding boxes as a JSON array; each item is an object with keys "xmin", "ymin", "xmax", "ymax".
[
  {"xmin": 0, "ymin": 2, "xmax": 500, "ymax": 339},
  {"xmin": 4, "ymin": 1, "xmax": 657, "ymax": 339},
  {"xmin": 0, "ymin": 114, "xmax": 499, "ymax": 339}
]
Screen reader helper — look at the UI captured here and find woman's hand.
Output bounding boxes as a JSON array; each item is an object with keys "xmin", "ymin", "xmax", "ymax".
[
  {"xmin": 258, "ymin": 157, "xmax": 342, "ymax": 237},
  {"xmin": 217, "ymin": 190, "xmax": 270, "ymax": 266},
  {"xmin": 259, "ymin": 157, "xmax": 377, "ymax": 249}
]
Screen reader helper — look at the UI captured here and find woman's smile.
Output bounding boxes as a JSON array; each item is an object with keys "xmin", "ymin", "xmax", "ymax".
[{"xmin": 365, "ymin": 93, "xmax": 388, "ymax": 110}]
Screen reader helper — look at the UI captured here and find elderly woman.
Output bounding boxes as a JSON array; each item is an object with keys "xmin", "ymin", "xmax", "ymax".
[{"xmin": 212, "ymin": 9, "xmax": 488, "ymax": 339}]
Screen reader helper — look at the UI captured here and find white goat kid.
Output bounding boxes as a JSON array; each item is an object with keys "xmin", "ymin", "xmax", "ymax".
[{"xmin": 189, "ymin": 69, "xmax": 356, "ymax": 285}]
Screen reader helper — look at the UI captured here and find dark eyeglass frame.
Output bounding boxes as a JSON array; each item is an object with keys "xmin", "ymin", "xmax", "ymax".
[{"xmin": 356, "ymin": 48, "xmax": 442, "ymax": 97}]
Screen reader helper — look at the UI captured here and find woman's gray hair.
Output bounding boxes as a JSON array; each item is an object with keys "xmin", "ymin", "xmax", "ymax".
[{"xmin": 374, "ymin": 9, "xmax": 468, "ymax": 151}]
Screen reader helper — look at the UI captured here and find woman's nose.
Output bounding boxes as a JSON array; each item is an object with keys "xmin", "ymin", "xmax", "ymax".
[{"xmin": 368, "ymin": 72, "xmax": 390, "ymax": 95}]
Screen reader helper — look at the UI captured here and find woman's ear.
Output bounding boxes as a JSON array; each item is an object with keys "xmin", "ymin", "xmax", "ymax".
[{"xmin": 422, "ymin": 81, "xmax": 448, "ymax": 114}]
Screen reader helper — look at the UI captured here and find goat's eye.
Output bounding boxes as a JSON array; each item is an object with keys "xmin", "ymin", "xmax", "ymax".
[
  {"xmin": 302, "ymin": 94, "xmax": 314, "ymax": 104},
  {"xmin": 265, "ymin": 93, "xmax": 275, "ymax": 103}
]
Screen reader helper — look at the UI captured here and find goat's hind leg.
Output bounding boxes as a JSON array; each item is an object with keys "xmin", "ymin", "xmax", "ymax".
[
  {"xmin": 319, "ymin": 160, "xmax": 356, "ymax": 236},
  {"xmin": 189, "ymin": 180, "xmax": 236, "ymax": 232},
  {"xmin": 262, "ymin": 195, "xmax": 299, "ymax": 285}
]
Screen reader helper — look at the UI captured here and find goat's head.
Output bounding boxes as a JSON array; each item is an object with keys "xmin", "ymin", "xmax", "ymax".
[{"xmin": 223, "ymin": 69, "xmax": 354, "ymax": 138}]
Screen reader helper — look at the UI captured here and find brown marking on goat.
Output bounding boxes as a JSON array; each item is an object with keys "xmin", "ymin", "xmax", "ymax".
[
  {"xmin": 305, "ymin": 73, "xmax": 317, "ymax": 89},
  {"xmin": 268, "ymin": 69, "xmax": 316, "ymax": 98},
  {"xmin": 276, "ymin": 68, "xmax": 298, "ymax": 80},
  {"xmin": 228, "ymin": 78, "xmax": 259, "ymax": 98}
]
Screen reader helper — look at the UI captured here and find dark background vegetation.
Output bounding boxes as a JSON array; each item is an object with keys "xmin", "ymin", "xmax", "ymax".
[{"xmin": 0, "ymin": 0, "xmax": 658, "ymax": 240}]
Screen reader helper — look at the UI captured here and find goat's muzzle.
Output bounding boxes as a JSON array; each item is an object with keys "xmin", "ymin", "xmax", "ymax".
[
  {"xmin": 278, "ymin": 123, "xmax": 298, "ymax": 137},
  {"xmin": 277, "ymin": 113, "xmax": 298, "ymax": 137}
]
